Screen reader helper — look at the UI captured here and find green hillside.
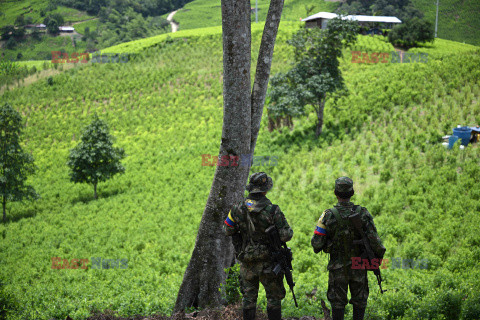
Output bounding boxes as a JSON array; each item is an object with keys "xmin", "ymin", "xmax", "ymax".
[
  {"xmin": 168, "ymin": 0, "xmax": 479, "ymax": 46},
  {"xmin": 411, "ymin": 0, "xmax": 480, "ymax": 46},
  {"xmin": 170, "ymin": 0, "xmax": 339, "ymax": 30},
  {"xmin": 0, "ymin": 0, "xmax": 93, "ymax": 28},
  {"xmin": 1, "ymin": 19, "xmax": 480, "ymax": 319}
]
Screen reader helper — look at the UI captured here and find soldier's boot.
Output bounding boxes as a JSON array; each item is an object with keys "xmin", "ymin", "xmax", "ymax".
[
  {"xmin": 243, "ymin": 308, "xmax": 256, "ymax": 320},
  {"xmin": 353, "ymin": 306, "xmax": 366, "ymax": 320},
  {"xmin": 267, "ymin": 307, "xmax": 281, "ymax": 320},
  {"xmin": 332, "ymin": 308, "xmax": 345, "ymax": 320}
]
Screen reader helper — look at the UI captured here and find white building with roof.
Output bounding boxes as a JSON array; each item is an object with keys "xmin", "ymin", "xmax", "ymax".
[
  {"xmin": 59, "ymin": 26, "xmax": 75, "ymax": 33},
  {"xmin": 302, "ymin": 12, "xmax": 402, "ymax": 30}
]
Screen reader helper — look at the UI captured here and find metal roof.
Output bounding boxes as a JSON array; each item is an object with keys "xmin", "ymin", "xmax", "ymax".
[
  {"xmin": 59, "ymin": 26, "xmax": 75, "ymax": 31},
  {"xmin": 302, "ymin": 12, "xmax": 338, "ymax": 22},
  {"xmin": 347, "ymin": 15, "xmax": 402, "ymax": 23},
  {"xmin": 302, "ymin": 12, "xmax": 402, "ymax": 24}
]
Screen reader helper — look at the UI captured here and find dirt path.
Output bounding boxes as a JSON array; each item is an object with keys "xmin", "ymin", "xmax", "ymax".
[
  {"xmin": 85, "ymin": 304, "xmax": 327, "ymax": 320},
  {"xmin": 167, "ymin": 10, "xmax": 179, "ymax": 33},
  {"xmin": 393, "ymin": 46, "xmax": 406, "ymax": 63}
]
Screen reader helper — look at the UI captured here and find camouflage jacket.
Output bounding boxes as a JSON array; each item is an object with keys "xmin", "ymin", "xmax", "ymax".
[
  {"xmin": 311, "ymin": 201, "xmax": 385, "ymax": 270},
  {"xmin": 224, "ymin": 194, "xmax": 293, "ymax": 263}
]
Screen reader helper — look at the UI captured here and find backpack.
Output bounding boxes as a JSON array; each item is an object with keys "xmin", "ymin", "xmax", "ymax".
[
  {"xmin": 231, "ymin": 200, "xmax": 277, "ymax": 263},
  {"xmin": 329, "ymin": 206, "xmax": 364, "ymax": 267}
]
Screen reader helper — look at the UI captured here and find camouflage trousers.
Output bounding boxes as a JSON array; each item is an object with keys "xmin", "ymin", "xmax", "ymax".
[
  {"xmin": 327, "ymin": 266, "xmax": 369, "ymax": 309},
  {"xmin": 240, "ymin": 260, "xmax": 286, "ymax": 310}
]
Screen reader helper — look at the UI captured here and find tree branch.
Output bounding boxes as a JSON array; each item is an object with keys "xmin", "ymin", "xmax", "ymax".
[{"xmin": 249, "ymin": 0, "xmax": 285, "ymax": 156}]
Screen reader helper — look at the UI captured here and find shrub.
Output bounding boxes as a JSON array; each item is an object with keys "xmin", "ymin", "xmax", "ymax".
[
  {"xmin": 0, "ymin": 283, "xmax": 18, "ymax": 320},
  {"xmin": 222, "ymin": 264, "xmax": 242, "ymax": 304},
  {"xmin": 460, "ymin": 291, "xmax": 480, "ymax": 320},
  {"xmin": 388, "ymin": 17, "xmax": 434, "ymax": 48}
]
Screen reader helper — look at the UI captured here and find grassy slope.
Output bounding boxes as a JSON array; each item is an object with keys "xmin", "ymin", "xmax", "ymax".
[
  {"xmin": 0, "ymin": 0, "xmax": 94, "ymax": 27},
  {"xmin": 411, "ymin": 0, "xmax": 480, "ymax": 46},
  {"xmin": 1, "ymin": 21, "xmax": 480, "ymax": 320},
  {"xmin": 1, "ymin": 34, "xmax": 86, "ymax": 61},
  {"xmin": 73, "ymin": 19, "xmax": 99, "ymax": 34},
  {"xmin": 169, "ymin": 0, "xmax": 338, "ymax": 30},
  {"xmin": 0, "ymin": 0, "xmax": 92, "ymax": 62}
]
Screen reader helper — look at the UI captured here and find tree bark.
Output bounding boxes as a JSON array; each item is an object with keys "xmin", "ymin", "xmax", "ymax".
[
  {"xmin": 174, "ymin": 0, "xmax": 285, "ymax": 312},
  {"xmin": 174, "ymin": 0, "xmax": 252, "ymax": 312},
  {"xmin": 93, "ymin": 183, "xmax": 97, "ymax": 200},
  {"xmin": 315, "ymin": 98, "xmax": 326, "ymax": 138},
  {"xmin": 2, "ymin": 197, "xmax": 5, "ymax": 222}
]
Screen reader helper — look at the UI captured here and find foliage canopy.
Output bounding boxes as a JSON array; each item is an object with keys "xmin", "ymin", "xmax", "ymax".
[
  {"xmin": 0, "ymin": 103, "xmax": 38, "ymax": 222},
  {"xmin": 67, "ymin": 114, "xmax": 125, "ymax": 199},
  {"xmin": 267, "ymin": 18, "xmax": 358, "ymax": 137}
]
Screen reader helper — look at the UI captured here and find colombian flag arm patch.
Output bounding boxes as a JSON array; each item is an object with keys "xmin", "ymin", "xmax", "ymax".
[
  {"xmin": 314, "ymin": 225, "xmax": 327, "ymax": 236},
  {"xmin": 224, "ymin": 211, "xmax": 236, "ymax": 228},
  {"xmin": 314, "ymin": 213, "xmax": 327, "ymax": 236}
]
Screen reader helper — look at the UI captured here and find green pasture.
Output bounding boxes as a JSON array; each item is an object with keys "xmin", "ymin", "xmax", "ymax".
[{"xmin": 73, "ymin": 19, "xmax": 98, "ymax": 34}]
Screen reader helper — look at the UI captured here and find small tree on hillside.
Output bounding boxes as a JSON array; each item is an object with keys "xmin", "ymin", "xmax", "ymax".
[
  {"xmin": 388, "ymin": 17, "xmax": 434, "ymax": 48},
  {"xmin": 67, "ymin": 114, "xmax": 125, "ymax": 200},
  {"xmin": 267, "ymin": 17, "xmax": 358, "ymax": 137},
  {"xmin": 44, "ymin": 13, "xmax": 64, "ymax": 34},
  {"xmin": 0, "ymin": 104, "xmax": 39, "ymax": 222}
]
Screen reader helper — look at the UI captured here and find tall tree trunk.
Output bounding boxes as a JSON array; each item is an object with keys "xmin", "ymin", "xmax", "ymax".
[
  {"xmin": 174, "ymin": 0, "xmax": 252, "ymax": 312},
  {"xmin": 2, "ymin": 197, "xmax": 5, "ymax": 222},
  {"xmin": 93, "ymin": 183, "xmax": 97, "ymax": 200},
  {"xmin": 249, "ymin": 0, "xmax": 284, "ymax": 155},
  {"xmin": 315, "ymin": 98, "xmax": 326, "ymax": 138},
  {"xmin": 174, "ymin": 0, "xmax": 285, "ymax": 312}
]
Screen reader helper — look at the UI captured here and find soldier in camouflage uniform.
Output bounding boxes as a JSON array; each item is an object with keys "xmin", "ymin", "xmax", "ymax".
[
  {"xmin": 311, "ymin": 177, "xmax": 385, "ymax": 320},
  {"xmin": 224, "ymin": 172, "xmax": 293, "ymax": 320}
]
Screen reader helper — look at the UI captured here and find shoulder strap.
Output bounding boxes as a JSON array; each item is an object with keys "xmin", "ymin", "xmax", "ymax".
[
  {"xmin": 354, "ymin": 205, "xmax": 361, "ymax": 214},
  {"xmin": 269, "ymin": 204, "xmax": 279, "ymax": 226},
  {"xmin": 269, "ymin": 204, "xmax": 278, "ymax": 216},
  {"xmin": 330, "ymin": 207, "xmax": 341, "ymax": 222}
]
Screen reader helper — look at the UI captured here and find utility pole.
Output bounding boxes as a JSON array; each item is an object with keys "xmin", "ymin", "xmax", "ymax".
[
  {"xmin": 435, "ymin": 0, "xmax": 439, "ymax": 38},
  {"xmin": 256, "ymin": 0, "xmax": 258, "ymax": 23}
]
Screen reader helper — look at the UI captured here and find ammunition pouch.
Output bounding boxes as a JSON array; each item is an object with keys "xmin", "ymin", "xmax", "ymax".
[{"xmin": 238, "ymin": 242, "xmax": 270, "ymax": 263}]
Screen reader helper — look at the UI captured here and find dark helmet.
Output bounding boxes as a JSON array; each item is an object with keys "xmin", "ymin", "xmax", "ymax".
[{"xmin": 246, "ymin": 172, "xmax": 273, "ymax": 194}]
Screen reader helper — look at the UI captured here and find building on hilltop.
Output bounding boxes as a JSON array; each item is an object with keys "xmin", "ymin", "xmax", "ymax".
[
  {"xmin": 24, "ymin": 24, "xmax": 47, "ymax": 30},
  {"xmin": 59, "ymin": 26, "xmax": 75, "ymax": 33},
  {"xmin": 302, "ymin": 12, "xmax": 402, "ymax": 32}
]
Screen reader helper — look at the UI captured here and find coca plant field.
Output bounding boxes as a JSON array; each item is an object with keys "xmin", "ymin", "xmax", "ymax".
[{"xmin": 0, "ymin": 21, "xmax": 480, "ymax": 320}]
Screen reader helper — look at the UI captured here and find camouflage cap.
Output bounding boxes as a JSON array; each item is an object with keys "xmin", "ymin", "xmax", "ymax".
[
  {"xmin": 246, "ymin": 172, "xmax": 273, "ymax": 194},
  {"xmin": 335, "ymin": 176, "xmax": 354, "ymax": 193}
]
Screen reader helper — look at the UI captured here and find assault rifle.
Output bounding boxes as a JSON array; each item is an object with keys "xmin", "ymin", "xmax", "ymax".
[
  {"xmin": 349, "ymin": 210, "xmax": 386, "ymax": 294},
  {"xmin": 265, "ymin": 225, "xmax": 299, "ymax": 307}
]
